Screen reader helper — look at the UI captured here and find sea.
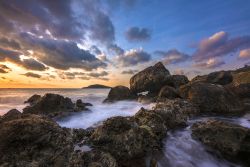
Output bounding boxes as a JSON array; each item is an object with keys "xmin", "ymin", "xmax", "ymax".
[{"xmin": 1, "ymin": 88, "xmax": 249, "ymax": 167}]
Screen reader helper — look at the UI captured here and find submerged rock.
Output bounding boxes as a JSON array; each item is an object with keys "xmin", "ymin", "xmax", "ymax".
[
  {"xmin": 0, "ymin": 114, "xmax": 73, "ymax": 167},
  {"xmin": 180, "ymin": 82, "xmax": 244, "ymax": 114},
  {"xmin": 130, "ymin": 62, "xmax": 171, "ymax": 95},
  {"xmin": 191, "ymin": 119, "xmax": 250, "ymax": 166},
  {"xmin": 103, "ymin": 86, "xmax": 135, "ymax": 102},
  {"xmin": 75, "ymin": 99, "xmax": 93, "ymax": 111}
]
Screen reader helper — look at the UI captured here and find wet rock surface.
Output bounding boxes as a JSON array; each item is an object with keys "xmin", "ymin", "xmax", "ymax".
[
  {"xmin": 24, "ymin": 94, "xmax": 42, "ymax": 105},
  {"xmin": 103, "ymin": 86, "xmax": 135, "ymax": 102},
  {"xmin": 23, "ymin": 93, "xmax": 92, "ymax": 118},
  {"xmin": 153, "ymin": 99, "xmax": 199, "ymax": 128},
  {"xmin": 158, "ymin": 85, "xmax": 180, "ymax": 100},
  {"xmin": 1, "ymin": 63, "xmax": 250, "ymax": 167},
  {"xmin": 180, "ymin": 82, "xmax": 244, "ymax": 114},
  {"xmin": 90, "ymin": 116, "xmax": 156, "ymax": 161},
  {"xmin": 0, "ymin": 114, "xmax": 73, "ymax": 167},
  {"xmin": 191, "ymin": 119, "xmax": 250, "ymax": 166},
  {"xmin": 130, "ymin": 62, "xmax": 171, "ymax": 95},
  {"xmin": 165, "ymin": 75, "xmax": 189, "ymax": 88},
  {"xmin": 0, "ymin": 109, "xmax": 22, "ymax": 122},
  {"xmin": 191, "ymin": 71, "xmax": 233, "ymax": 85}
]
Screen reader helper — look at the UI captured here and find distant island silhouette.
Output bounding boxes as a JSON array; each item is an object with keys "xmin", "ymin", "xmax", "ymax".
[{"xmin": 82, "ymin": 84, "xmax": 111, "ymax": 89}]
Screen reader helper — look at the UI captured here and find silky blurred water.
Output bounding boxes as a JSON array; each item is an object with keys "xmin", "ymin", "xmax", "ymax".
[
  {"xmin": 0, "ymin": 88, "xmax": 154, "ymax": 129},
  {"xmin": 1, "ymin": 88, "xmax": 249, "ymax": 167}
]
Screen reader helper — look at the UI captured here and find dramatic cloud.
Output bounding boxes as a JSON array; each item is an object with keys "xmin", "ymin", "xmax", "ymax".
[
  {"xmin": 239, "ymin": 48, "xmax": 250, "ymax": 59},
  {"xmin": 90, "ymin": 45, "xmax": 102, "ymax": 55},
  {"xmin": 155, "ymin": 49, "xmax": 190, "ymax": 65},
  {"xmin": 21, "ymin": 59, "xmax": 47, "ymax": 71},
  {"xmin": 88, "ymin": 71, "xmax": 109, "ymax": 77},
  {"xmin": 0, "ymin": 37, "xmax": 21, "ymax": 50},
  {"xmin": 193, "ymin": 31, "xmax": 250, "ymax": 62},
  {"xmin": 0, "ymin": 47, "xmax": 48, "ymax": 71},
  {"xmin": 20, "ymin": 33, "xmax": 107, "ymax": 70},
  {"xmin": 0, "ymin": 64, "xmax": 11, "ymax": 73},
  {"xmin": 125, "ymin": 27, "xmax": 151, "ymax": 42},
  {"xmin": 22, "ymin": 72, "xmax": 42, "ymax": 78},
  {"xmin": 108, "ymin": 44, "xmax": 125, "ymax": 55},
  {"xmin": 57, "ymin": 71, "xmax": 108, "ymax": 80},
  {"xmin": 121, "ymin": 69, "xmax": 138, "ymax": 74},
  {"xmin": 193, "ymin": 58, "xmax": 225, "ymax": 69},
  {"xmin": 117, "ymin": 48, "xmax": 151, "ymax": 66},
  {"xmin": 0, "ymin": 47, "xmax": 23, "ymax": 65},
  {"xmin": 0, "ymin": 0, "xmax": 116, "ymax": 44}
]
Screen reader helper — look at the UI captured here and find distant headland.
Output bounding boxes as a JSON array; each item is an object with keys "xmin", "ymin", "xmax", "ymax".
[{"xmin": 82, "ymin": 84, "xmax": 111, "ymax": 89}]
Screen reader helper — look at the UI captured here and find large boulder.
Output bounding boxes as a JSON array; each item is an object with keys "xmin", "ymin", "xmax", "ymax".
[
  {"xmin": 23, "ymin": 93, "xmax": 80, "ymax": 118},
  {"xmin": 130, "ymin": 62, "xmax": 171, "ymax": 95},
  {"xmin": 90, "ymin": 116, "xmax": 156, "ymax": 161},
  {"xmin": 167, "ymin": 75, "xmax": 189, "ymax": 88},
  {"xmin": 191, "ymin": 71, "xmax": 233, "ymax": 85},
  {"xmin": 192, "ymin": 119, "xmax": 250, "ymax": 166},
  {"xmin": 0, "ymin": 114, "xmax": 73, "ymax": 167},
  {"xmin": 232, "ymin": 65, "xmax": 250, "ymax": 86},
  {"xmin": 103, "ymin": 86, "xmax": 135, "ymax": 103},
  {"xmin": 153, "ymin": 99, "xmax": 199, "ymax": 128},
  {"xmin": 134, "ymin": 108, "xmax": 167, "ymax": 141},
  {"xmin": 179, "ymin": 82, "xmax": 244, "ymax": 114},
  {"xmin": 158, "ymin": 85, "xmax": 180, "ymax": 99}
]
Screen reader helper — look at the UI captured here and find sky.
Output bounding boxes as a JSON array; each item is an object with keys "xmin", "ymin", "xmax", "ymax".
[{"xmin": 0, "ymin": 0, "xmax": 250, "ymax": 88}]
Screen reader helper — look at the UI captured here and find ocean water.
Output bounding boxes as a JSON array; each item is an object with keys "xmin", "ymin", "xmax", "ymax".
[
  {"xmin": 0, "ymin": 88, "xmax": 153, "ymax": 128},
  {"xmin": 1, "ymin": 88, "xmax": 249, "ymax": 167}
]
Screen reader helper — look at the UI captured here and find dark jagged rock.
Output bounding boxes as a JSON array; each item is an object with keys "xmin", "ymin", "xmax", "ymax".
[
  {"xmin": 137, "ymin": 95, "xmax": 157, "ymax": 104},
  {"xmin": 90, "ymin": 116, "xmax": 157, "ymax": 161},
  {"xmin": 1, "ymin": 109, "xmax": 21, "ymax": 122},
  {"xmin": 232, "ymin": 65, "xmax": 250, "ymax": 86},
  {"xmin": 24, "ymin": 94, "xmax": 41, "ymax": 105},
  {"xmin": 130, "ymin": 62, "xmax": 171, "ymax": 95},
  {"xmin": 70, "ymin": 150, "xmax": 118, "ymax": 167},
  {"xmin": 103, "ymin": 86, "xmax": 135, "ymax": 103},
  {"xmin": 180, "ymin": 82, "xmax": 244, "ymax": 114},
  {"xmin": 134, "ymin": 108, "xmax": 167, "ymax": 140},
  {"xmin": 153, "ymin": 99, "xmax": 199, "ymax": 128},
  {"xmin": 0, "ymin": 114, "xmax": 73, "ymax": 167},
  {"xmin": 23, "ymin": 93, "xmax": 74, "ymax": 117},
  {"xmin": 191, "ymin": 119, "xmax": 250, "ymax": 166},
  {"xmin": 191, "ymin": 71, "xmax": 233, "ymax": 85},
  {"xmin": 166, "ymin": 75, "xmax": 189, "ymax": 88},
  {"xmin": 158, "ymin": 85, "xmax": 180, "ymax": 100},
  {"xmin": 23, "ymin": 94, "xmax": 92, "ymax": 118},
  {"xmin": 75, "ymin": 99, "xmax": 93, "ymax": 111},
  {"xmin": 228, "ymin": 83, "xmax": 250, "ymax": 99}
]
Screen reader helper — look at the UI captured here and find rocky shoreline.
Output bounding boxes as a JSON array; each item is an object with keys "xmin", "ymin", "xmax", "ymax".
[{"xmin": 0, "ymin": 62, "xmax": 249, "ymax": 167}]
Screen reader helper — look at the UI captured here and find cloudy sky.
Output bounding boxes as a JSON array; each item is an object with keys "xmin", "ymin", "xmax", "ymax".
[{"xmin": 0, "ymin": 0, "xmax": 250, "ymax": 88}]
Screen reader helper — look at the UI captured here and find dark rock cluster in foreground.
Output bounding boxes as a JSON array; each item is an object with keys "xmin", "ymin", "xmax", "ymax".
[{"xmin": 0, "ymin": 62, "xmax": 250, "ymax": 167}]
